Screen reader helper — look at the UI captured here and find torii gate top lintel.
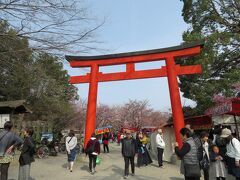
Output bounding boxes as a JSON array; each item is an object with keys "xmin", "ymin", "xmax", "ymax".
[
  {"xmin": 66, "ymin": 41, "xmax": 204, "ymax": 148},
  {"xmin": 66, "ymin": 41, "xmax": 204, "ymax": 67}
]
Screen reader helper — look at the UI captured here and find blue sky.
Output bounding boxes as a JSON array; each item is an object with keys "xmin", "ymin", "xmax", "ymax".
[{"xmin": 65, "ymin": 0, "xmax": 196, "ymax": 111}]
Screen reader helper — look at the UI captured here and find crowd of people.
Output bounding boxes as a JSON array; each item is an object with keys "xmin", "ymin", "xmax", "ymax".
[
  {"xmin": 175, "ymin": 125, "xmax": 240, "ymax": 180},
  {"xmin": 1, "ymin": 120, "xmax": 240, "ymax": 180},
  {"xmin": 81, "ymin": 130, "xmax": 157, "ymax": 178}
]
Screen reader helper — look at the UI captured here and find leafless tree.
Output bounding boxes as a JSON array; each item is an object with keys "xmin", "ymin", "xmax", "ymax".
[
  {"xmin": 144, "ymin": 111, "xmax": 170, "ymax": 128},
  {"xmin": 96, "ymin": 103, "xmax": 115, "ymax": 128},
  {"xmin": 117, "ymin": 100, "xmax": 151, "ymax": 129},
  {"xmin": 0, "ymin": 0, "xmax": 103, "ymax": 54},
  {"xmin": 69, "ymin": 99, "xmax": 87, "ymax": 131},
  {"xmin": 70, "ymin": 99, "xmax": 170, "ymax": 132}
]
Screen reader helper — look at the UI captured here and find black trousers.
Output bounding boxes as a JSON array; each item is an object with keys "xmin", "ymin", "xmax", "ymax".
[
  {"xmin": 157, "ymin": 147, "xmax": 164, "ymax": 167},
  {"xmin": 0, "ymin": 163, "xmax": 10, "ymax": 180},
  {"xmin": 216, "ymin": 177, "xmax": 225, "ymax": 180},
  {"xmin": 124, "ymin": 156, "xmax": 135, "ymax": 176},
  {"xmin": 103, "ymin": 144, "xmax": 109, "ymax": 153},
  {"xmin": 203, "ymin": 168, "xmax": 209, "ymax": 180},
  {"xmin": 88, "ymin": 154, "xmax": 97, "ymax": 172},
  {"xmin": 184, "ymin": 176, "xmax": 200, "ymax": 180}
]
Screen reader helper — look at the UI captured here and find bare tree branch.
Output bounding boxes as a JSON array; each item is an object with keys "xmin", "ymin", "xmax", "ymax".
[{"xmin": 0, "ymin": 0, "xmax": 104, "ymax": 55}]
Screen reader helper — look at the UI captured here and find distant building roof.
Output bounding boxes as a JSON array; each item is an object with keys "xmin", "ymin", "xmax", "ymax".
[
  {"xmin": 0, "ymin": 100, "xmax": 32, "ymax": 114},
  {"xmin": 185, "ymin": 115, "xmax": 212, "ymax": 130}
]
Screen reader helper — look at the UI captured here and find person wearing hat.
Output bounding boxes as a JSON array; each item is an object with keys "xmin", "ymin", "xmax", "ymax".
[
  {"xmin": 221, "ymin": 128, "xmax": 240, "ymax": 180},
  {"xmin": 121, "ymin": 130, "xmax": 137, "ymax": 179}
]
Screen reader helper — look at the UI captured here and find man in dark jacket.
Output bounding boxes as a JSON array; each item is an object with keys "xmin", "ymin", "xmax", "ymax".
[
  {"xmin": 18, "ymin": 127, "xmax": 35, "ymax": 180},
  {"xmin": 121, "ymin": 130, "xmax": 137, "ymax": 179}
]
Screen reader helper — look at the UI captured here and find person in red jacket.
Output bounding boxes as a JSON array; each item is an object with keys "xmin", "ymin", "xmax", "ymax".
[
  {"xmin": 117, "ymin": 132, "xmax": 121, "ymax": 145},
  {"xmin": 86, "ymin": 133, "xmax": 100, "ymax": 174},
  {"xmin": 102, "ymin": 133, "xmax": 109, "ymax": 153}
]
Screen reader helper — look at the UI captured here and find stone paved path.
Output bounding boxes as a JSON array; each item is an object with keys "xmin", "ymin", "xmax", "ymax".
[{"xmin": 8, "ymin": 143, "xmax": 235, "ymax": 180}]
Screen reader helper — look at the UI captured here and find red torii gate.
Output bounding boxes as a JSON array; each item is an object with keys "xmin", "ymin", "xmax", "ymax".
[{"xmin": 66, "ymin": 42, "xmax": 204, "ymax": 148}]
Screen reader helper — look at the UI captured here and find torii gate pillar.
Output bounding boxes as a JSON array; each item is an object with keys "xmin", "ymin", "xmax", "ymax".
[
  {"xmin": 85, "ymin": 64, "xmax": 99, "ymax": 147},
  {"xmin": 166, "ymin": 57, "xmax": 185, "ymax": 146}
]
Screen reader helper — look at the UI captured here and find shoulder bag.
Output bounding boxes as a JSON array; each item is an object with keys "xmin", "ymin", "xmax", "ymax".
[{"xmin": 184, "ymin": 163, "xmax": 201, "ymax": 177}]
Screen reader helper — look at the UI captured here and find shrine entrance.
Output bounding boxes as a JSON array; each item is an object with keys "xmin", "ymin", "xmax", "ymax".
[{"xmin": 66, "ymin": 42, "xmax": 204, "ymax": 147}]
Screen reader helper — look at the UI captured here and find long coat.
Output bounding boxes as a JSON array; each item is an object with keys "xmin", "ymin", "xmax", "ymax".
[{"xmin": 19, "ymin": 137, "xmax": 35, "ymax": 166}]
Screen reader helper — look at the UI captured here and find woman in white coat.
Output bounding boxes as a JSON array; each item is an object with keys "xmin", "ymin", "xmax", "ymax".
[
  {"xmin": 156, "ymin": 129, "xmax": 165, "ymax": 168},
  {"xmin": 65, "ymin": 130, "xmax": 77, "ymax": 172}
]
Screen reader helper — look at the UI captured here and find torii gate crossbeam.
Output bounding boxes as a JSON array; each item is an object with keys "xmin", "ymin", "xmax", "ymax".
[{"xmin": 66, "ymin": 42, "xmax": 204, "ymax": 148}]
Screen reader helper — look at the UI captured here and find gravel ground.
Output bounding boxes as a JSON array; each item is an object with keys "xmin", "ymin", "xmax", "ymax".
[{"xmin": 8, "ymin": 144, "xmax": 235, "ymax": 180}]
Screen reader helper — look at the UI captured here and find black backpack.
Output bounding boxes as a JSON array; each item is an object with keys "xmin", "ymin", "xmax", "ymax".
[{"xmin": 85, "ymin": 140, "xmax": 96, "ymax": 154}]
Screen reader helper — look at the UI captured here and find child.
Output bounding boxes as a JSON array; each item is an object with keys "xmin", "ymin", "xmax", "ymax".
[{"xmin": 210, "ymin": 145, "xmax": 227, "ymax": 180}]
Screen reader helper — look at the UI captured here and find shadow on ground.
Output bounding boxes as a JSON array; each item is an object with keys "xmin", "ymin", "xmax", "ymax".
[
  {"xmin": 150, "ymin": 164, "xmax": 159, "ymax": 168},
  {"xmin": 80, "ymin": 164, "xmax": 90, "ymax": 171},
  {"xmin": 62, "ymin": 163, "xmax": 68, "ymax": 169},
  {"xmin": 111, "ymin": 165, "xmax": 124, "ymax": 176},
  {"xmin": 169, "ymin": 177, "xmax": 183, "ymax": 180}
]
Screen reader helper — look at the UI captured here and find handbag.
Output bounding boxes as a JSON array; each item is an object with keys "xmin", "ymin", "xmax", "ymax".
[
  {"xmin": 184, "ymin": 164, "xmax": 201, "ymax": 177},
  {"xmin": 0, "ymin": 153, "xmax": 14, "ymax": 163},
  {"xmin": 96, "ymin": 156, "xmax": 101, "ymax": 165},
  {"xmin": 0, "ymin": 146, "xmax": 15, "ymax": 164},
  {"xmin": 200, "ymin": 151, "xmax": 210, "ymax": 170}
]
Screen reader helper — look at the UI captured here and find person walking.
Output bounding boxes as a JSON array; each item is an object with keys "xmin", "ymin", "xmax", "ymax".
[
  {"xmin": 102, "ymin": 133, "xmax": 109, "ymax": 153},
  {"xmin": 0, "ymin": 121, "xmax": 23, "ymax": 180},
  {"xmin": 65, "ymin": 130, "xmax": 77, "ymax": 172},
  {"xmin": 221, "ymin": 128, "xmax": 240, "ymax": 180},
  {"xmin": 156, "ymin": 128, "xmax": 165, "ymax": 168},
  {"xmin": 175, "ymin": 127, "xmax": 201, "ymax": 180},
  {"xmin": 122, "ymin": 130, "xmax": 137, "ymax": 179},
  {"xmin": 86, "ymin": 133, "xmax": 100, "ymax": 174},
  {"xmin": 210, "ymin": 145, "xmax": 227, "ymax": 180},
  {"xmin": 200, "ymin": 131, "xmax": 210, "ymax": 180},
  {"xmin": 117, "ymin": 132, "xmax": 121, "ymax": 145},
  {"xmin": 18, "ymin": 127, "xmax": 35, "ymax": 180}
]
